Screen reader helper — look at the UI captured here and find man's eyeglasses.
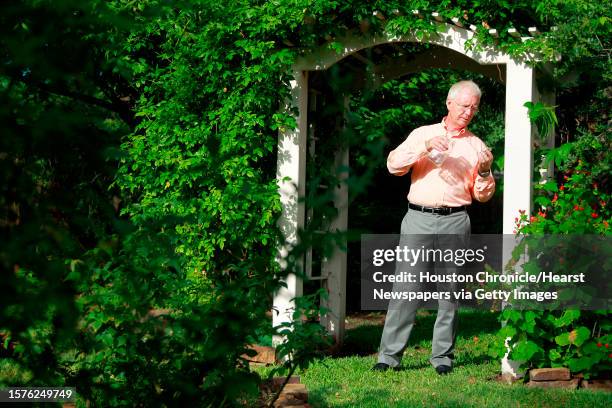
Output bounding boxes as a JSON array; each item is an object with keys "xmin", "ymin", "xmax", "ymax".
[{"xmin": 453, "ymin": 101, "xmax": 479, "ymax": 113}]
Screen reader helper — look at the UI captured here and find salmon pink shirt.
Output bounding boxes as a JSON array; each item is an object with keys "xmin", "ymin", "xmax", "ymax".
[{"xmin": 387, "ymin": 118, "xmax": 495, "ymax": 207}]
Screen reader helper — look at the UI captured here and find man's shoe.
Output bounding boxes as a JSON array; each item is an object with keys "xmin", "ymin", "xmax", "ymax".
[
  {"xmin": 372, "ymin": 362, "xmax": 400, "ymax": 371},
  {"xmin": 435, "ymin": 365, "xmax": 452, "ymax": 375}
]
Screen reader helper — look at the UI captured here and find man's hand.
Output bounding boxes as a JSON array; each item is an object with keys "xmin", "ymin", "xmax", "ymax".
[
  {"xmin": 477, "ymin": 149, "xmax": 493, "ymax": 173},
  {"xmin": 425, "ymin": 136, "xmax": 449, "ymax": 152}
]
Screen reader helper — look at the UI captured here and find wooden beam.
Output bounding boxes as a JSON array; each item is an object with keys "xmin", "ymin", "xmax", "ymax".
[
  {"xmin": 451, "ymin": 17, "xmax": 464, "ymax": 27},
  {"xmin": 528, "ymin": 27, "xmax": 540, "ymax": 36},
  {"xmin": 373, "ymin": 11, "xmax": 385, "ymax": 21},
  {"xmin": 431, "ymin": 12, "xmax": 444, "ymax": 22},
  {"xmin": 359, "ymin": 19, "xmax": 370, "ymax": 33}
]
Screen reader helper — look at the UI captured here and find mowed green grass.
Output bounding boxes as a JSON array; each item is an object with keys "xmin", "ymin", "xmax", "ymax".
[{"xmin": 258, "ymin": 310, "xmax": 612, "ymax": 408}]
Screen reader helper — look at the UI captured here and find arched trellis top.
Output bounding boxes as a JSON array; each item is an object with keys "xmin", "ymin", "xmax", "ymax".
[{"xmin": 294, "ymin": 24, "xmax": 537, "ymax": 71}]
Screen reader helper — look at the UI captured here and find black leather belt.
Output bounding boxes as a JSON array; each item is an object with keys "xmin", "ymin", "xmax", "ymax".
[{"xmin": 408, "ymin": 203, "xmax": 466, "ymax": 215}]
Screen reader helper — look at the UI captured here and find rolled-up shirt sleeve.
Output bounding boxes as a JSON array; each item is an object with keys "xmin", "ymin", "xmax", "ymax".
[{"xmin": 387, "ymin": 130, "xmax": 429, "ymax": 176}]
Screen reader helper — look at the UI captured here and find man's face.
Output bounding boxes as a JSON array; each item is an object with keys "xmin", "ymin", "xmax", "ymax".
[{"xmin": 446, "ymin": 89, "xmax": 480, "ymax": 129}]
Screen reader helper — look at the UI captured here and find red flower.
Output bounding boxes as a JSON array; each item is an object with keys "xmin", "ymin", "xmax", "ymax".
[
  {"xmin": 592, "ymin": 212, "xmax": 599, "ymax": 219},
  {"xmin": 598, "ymin": 342, "xmax": 603, "ymax": 347},
  {"xmin": 537, "ymin": 211, "xmax": 546, "ymax": 217},
  {"xmin": 564, "ymin": 175, "xmax": 569, "ymax": 181},
  {"xmin": 559, "ymin": 185, "xmax": 565, "ymax": 191},
  {"xmin": 552, "ymin": 194, "xmax": 558, "ymax": 203},
  {"xmin": 604, "ymin": 221, "xmax": 610, "ymax": 228},
  {"xmin": 515, "ymin": 217, "xmax": 518, "ymax": 223},
  {"xmin": 593, "ymin": 183, "xmax": 598, "ymax": 190},
  {"xmin": 606, "ymin": 344, "xmax": 610, "ymax": 348},
  {"xmin": 519, "ymin": 209, "xmax": 526, "ymax": 215},
  {"xmin": 609, "ymin": 353, "xmax": 612, "ymax": 359},
  {"xmin": 530, "ymin": 216, "xmax": 537, "ymax": 223},
  {"xmin": 574, "ymin": 205, "xmax": 580, "ymax": 211}
]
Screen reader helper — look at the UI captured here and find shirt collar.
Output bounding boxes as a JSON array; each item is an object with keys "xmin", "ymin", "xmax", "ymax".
[{"xmin": 441, "ymin": 117, "xmax": 468, "ymax": 138}]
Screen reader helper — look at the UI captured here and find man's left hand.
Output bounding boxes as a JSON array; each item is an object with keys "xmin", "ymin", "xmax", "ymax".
[{"xmin": 478, "ymin": 149, "xmax": 493, "ymax": 173}]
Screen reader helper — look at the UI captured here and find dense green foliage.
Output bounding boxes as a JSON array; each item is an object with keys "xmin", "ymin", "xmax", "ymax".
[
  {"xmin": 489, "ymin": 101, "xmax": 611, "ymax": 377},
  {"xmin": 1, "ymin": 0, "xmax": 610, "ymax": 405}
]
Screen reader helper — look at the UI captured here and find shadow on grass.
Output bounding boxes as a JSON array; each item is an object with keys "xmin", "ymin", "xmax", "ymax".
[{"xmin": 338, "ymin": 310, "xmax": 500, "ymax": 359}]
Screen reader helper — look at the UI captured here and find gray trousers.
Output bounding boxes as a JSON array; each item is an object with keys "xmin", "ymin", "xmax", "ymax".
[{"xmin": 377, "ymin": 207, "xmax": 470, "ymax": 368}]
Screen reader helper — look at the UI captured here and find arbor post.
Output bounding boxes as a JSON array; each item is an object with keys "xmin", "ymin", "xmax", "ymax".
[
  {"xmin": 274, "ymin": 70, "xmax": 308, "ymax": 345},
  {"xmin": 501, "ymin": 59, "xmax": 536, "ymax": 378},
  {"xmin": 319, "ymin": 145, "xmax": 349, "ymax": 344}
]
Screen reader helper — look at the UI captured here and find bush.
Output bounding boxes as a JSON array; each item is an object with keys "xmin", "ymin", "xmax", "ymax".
[{"xmin": 490, "ymin": 104, "xmax": 611, "ymax": 378}]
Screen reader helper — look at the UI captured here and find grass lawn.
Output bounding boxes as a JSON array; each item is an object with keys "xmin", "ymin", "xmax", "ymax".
[{"xmin": 257, "ymin": 310, "xmax": 612, "ymax": 408}]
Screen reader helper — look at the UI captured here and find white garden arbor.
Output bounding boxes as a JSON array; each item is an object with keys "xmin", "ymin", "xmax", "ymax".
[{"xmin": 274, "ymin": 14, "xmax": 554, "ymax": 376}]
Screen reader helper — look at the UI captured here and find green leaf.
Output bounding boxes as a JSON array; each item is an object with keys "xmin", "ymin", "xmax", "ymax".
[
  {"xmin": 545, "ymin": 142, "xmax": 575, "ymax": 167},
  {"xmin": 567, "ymin": 356, "xmax": 597, "ymax": 373},
  {"xmin": 571, "ymin": 326, "xmax": 591, "ymax": 347},
  {"xmin": 549, "ymin": 348, "xmax": 562, "ymax": 361},
  {"xmin": 535, "ymin": 196, "xmax": 552, "ymax": 207},
  {"xmin": 519, "ymin": 311, "xmax": 537, "ymax": 334},
  {"xmin": 498, "ymin": 324, "xmax": 517, "ymax": 339},
  {"xmin": 512, "ymin": 340, "xmax": 541, "ymax": 361},
  {"xmin": 553, "ymin": 310, "xmax": 581, "ymax": 327},
  {"xmin": 541, "ymin": 181, "xmax": 558, "ymax": 192},
  {"xmin": 555, "ymin": 332, "xmax": 570, "ymax": 346}
]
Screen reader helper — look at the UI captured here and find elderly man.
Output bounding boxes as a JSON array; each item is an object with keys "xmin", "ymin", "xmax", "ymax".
[{"xmin": 372, "ymin": 80, "xmax": 495, "ymax": 375}]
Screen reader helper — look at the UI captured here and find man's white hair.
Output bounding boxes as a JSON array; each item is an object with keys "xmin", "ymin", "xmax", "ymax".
[{"xmin": 447, "ymin": 80, "xmax": 481, "ymax": 101}]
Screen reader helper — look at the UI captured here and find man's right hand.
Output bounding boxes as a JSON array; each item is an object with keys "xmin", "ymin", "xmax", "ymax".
[{"xmin": 426, "ymin": 136, "xmax": 449, "ymax": 152}]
